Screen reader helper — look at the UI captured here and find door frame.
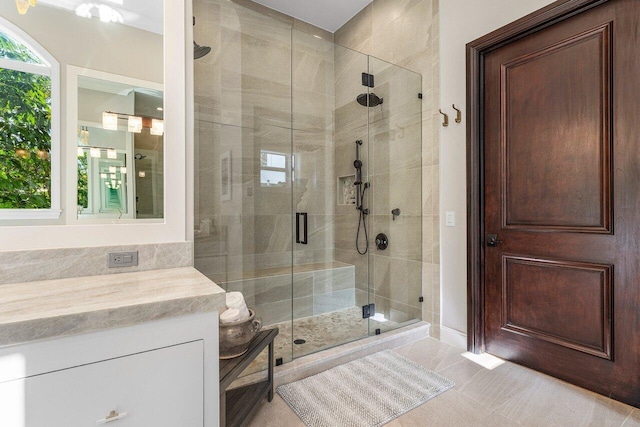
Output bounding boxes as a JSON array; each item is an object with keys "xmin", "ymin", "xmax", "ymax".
[{"xmin": 466, "ymin": 0, "xmax": 610, "ymax": 353}]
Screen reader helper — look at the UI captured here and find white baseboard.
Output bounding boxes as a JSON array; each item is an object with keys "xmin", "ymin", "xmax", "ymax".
[{"xmin": 440, "ymin": 325, "xmax": 467, "ymax": 349}]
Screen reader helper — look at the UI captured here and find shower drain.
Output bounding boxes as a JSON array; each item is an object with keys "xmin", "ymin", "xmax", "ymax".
[{"xmin": 293, "ymin": 339, "xmax": 306, "ymax": 345}]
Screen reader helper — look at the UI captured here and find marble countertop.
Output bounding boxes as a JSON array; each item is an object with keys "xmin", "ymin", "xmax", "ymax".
[{"xmin": 0, "ymin": 267, "xmax": 226, "ymax": 347}]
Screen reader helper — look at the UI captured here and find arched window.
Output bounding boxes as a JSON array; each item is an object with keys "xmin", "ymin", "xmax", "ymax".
[{"xmin": 0, "ymin": 17, "xmax": 60, "ymax": 219}]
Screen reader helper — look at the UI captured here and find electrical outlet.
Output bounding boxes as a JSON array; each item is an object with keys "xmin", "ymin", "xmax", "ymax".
[{"xmin": 108, "ymin": 251, "xmax": 138, "ymax": 268}]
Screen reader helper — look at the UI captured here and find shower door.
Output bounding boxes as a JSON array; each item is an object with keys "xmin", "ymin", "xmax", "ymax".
[{"xmin": 290, "ymin": 37, "xmax": 371, "ymax": 358}]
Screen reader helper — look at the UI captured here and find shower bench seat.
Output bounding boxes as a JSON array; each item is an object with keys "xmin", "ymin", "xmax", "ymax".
[{"xmin": 222, "ymin": 261, "xmax": 358, "ymax": 326}]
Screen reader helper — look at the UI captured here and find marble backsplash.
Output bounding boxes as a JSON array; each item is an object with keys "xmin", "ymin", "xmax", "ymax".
[{"xmin": 0, "ymin": 242, "xmax": 193, "ymax": 285}]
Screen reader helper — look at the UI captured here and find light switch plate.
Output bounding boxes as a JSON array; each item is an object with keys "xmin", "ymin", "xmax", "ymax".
[
  {"xmin": 108, "ymin": 251, "xmax": 139, "ymax": 268},
  {"xmin": 446, "ymin": 211, "xmax": 456, "ymax": 227}
]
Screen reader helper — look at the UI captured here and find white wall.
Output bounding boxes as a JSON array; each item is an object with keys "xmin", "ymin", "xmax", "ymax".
[{"xmin": 439, "ymin": 0, "xmax": 556, "ymax": 344}]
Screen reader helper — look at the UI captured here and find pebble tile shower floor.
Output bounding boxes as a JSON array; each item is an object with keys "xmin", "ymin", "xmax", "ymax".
[{"xmin": 242, "ymin": 307, "xmax": 399, "ymax": 376}]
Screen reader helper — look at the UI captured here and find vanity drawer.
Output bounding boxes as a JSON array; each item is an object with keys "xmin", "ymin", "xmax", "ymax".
[{"xmin": 0, "ymin": 341, "xmax": 204, "ymax": 427}]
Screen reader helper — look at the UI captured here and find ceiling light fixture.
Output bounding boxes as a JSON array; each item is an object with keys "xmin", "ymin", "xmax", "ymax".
[
  {"xmin": 75, "ymin": 3, "xmax": 92, "ymax": 18},
  {"xmin": 98, "ymin": 4, "xmax": 123, "ymax": 23},
  {"xmin": 15, "ymin": 0, "xmax": 34, "ymax": 15},
  {"xmin": 75, "ymin": 3, "xmax": 124, "ymax": 24}
]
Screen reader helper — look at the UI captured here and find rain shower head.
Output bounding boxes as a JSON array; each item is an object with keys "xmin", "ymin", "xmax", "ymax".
[
  {"xmin": 357, "ymin": 93, "xmax": 383, "ymax": 107},
  {"xmin": 194, "ymin": 41, "xmax": 211, "ymax": 59}
]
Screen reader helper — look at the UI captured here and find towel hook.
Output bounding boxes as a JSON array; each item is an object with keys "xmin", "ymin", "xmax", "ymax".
[
  {"xmin": 452, "ymin": 104, "xmax": 462, "ymax": 123},
  {"xmin": 439, "ymin": 109, "xmax": 449, "ymax": 127}
]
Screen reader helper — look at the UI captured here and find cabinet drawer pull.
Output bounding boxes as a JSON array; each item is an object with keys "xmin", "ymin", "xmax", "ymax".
[{"xmin": 96, "ymin": 410, "xmax": 128, "ymax": 424}]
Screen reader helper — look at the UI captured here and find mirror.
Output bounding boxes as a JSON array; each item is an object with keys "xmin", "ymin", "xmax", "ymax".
[
  {"xmin": 0, "ymin": 0, "xmax": 164, "ymax": 222},
  {"xmin": 76, "ymin": 74, "xmax": 164, "ymax": 219}
]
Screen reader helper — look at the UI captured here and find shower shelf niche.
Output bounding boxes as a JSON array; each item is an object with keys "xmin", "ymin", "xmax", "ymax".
[{"xmin": 338, "ymin": 175, "xmax": 357, "ymax": 206}]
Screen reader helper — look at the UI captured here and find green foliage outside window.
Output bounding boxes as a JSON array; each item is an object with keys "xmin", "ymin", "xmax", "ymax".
[
  {"xmin": 77, "ymin": 152, "xmax": 88, "ymax": 209},
  {"xmin": 0, "ymin": 32, "xmax": 52, "ymax": 209}
]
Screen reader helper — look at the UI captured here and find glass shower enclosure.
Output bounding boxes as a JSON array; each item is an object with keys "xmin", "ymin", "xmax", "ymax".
[{"xmin": 193, "ymin": 0, "xmax": 423, "ymax": 372}]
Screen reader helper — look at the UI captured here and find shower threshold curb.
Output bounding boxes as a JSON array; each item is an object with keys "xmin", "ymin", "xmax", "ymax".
[{"xmin": 229, "ymin": 321, "xmax": 431, "ymax": 390}]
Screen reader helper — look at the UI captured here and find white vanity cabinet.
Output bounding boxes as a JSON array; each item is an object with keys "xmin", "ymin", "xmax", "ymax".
[
  {"xmin": 3, "ymin": 342, "xmax": 203, "ymax": 427},
  {"xmin": 0, "ymin": 267, "xmax": 224, "ymax": 427},
  {"xmin": 0, "ymin": 312, "xmax": 220, "ymax": 427}
]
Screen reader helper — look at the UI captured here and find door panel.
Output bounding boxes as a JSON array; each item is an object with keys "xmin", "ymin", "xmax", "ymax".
[
  {"xmin": 502, "ymin": 255, "xmax": 612, "ymax": 359},
  {"xmin": 501, "ymin": 23, "xmax": 611, "ymax": 232},
  {"xmin": 482, "ymin": 0, "xmax": 640, "ymax": 406}
]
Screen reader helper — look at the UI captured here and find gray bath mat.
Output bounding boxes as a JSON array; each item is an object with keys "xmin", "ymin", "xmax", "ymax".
[{"xmin": 277, "ymin": 350, "xmax": 454, "ymax": 427}]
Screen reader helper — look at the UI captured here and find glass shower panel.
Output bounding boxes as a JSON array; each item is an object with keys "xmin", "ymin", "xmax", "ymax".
[
  {"xmin": 193, "ymin": 0, "xmax": 294, "ymax": 372},
  {"xmin": 291, "ymin": 35, "xmax": 371, "ymax": 358},
  {"xmin": 367, "ymin": 57, "xmax": 423, "ymax": 333}
]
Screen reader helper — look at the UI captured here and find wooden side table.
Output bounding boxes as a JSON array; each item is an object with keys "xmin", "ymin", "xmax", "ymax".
[{"xmin": 219, "ymin": 328, "xmax": 279, "ymax": 427}]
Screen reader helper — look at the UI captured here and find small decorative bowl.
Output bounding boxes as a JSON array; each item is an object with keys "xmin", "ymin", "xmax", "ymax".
[{"xmin": 219, "ymin": 308, "xmax": 262, "ymax": 359}]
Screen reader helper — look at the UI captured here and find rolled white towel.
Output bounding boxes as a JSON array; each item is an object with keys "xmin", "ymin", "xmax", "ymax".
[
  {"xmin": 226, "ymin": 292, "xmax": 250, "ymax": 321},
  {"xmin": 226, "ymin": 292, "xmax": 247, "ymax": 310},
  {"xmin": 220, "ymin": 308, "xmax": 241, "ymax": 324},
  {"xmin": 236, "ymin": 308, "xmax": 250, "ymax": 322}
]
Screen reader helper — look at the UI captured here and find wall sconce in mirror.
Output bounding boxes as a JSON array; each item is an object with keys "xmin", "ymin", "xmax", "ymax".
[
  {"xmin": 127, "ymin": 115, "xmax": 142, "ymax": 133},
  {"xmin": 102, "ymin": 111, "xmax": 164, "ymax": 136},
  {"xmin": 150, "ymin": 119, "xmax": 164, "ymax": 136},
  {"xmin": 102, "ymin": 112, "xmax": 118, "ymax": 131}
]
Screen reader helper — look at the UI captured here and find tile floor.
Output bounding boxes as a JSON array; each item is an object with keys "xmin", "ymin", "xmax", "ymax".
[{"xmin": 246, "ymin": 337, "xmax": 640, "ymax": 426}]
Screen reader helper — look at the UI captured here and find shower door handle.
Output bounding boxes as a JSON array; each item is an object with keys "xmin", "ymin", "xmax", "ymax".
[{"xmin": 296, "ymin": 212, "xmax": 308, "ymax": 245}]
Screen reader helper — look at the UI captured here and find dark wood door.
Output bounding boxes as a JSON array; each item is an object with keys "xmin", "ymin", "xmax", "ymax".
[{"xmin": 482, "ymin": 0, "xmax": 640, "ymax": 406}]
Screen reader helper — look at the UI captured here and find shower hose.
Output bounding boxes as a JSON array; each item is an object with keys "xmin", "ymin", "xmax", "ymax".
[{"xmin": 356, "ymin": 183, "xmax": 369, "ymax": 255}]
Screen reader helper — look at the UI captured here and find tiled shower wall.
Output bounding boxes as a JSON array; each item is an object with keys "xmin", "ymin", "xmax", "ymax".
[{"xmin": 335, "ymin": 0, "xmax": 441, "ymax": 336}]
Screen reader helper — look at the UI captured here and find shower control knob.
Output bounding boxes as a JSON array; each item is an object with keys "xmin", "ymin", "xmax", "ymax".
[{"xmin": 375, "ymin": 233, "xmax": 389, "ymax": 250}]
